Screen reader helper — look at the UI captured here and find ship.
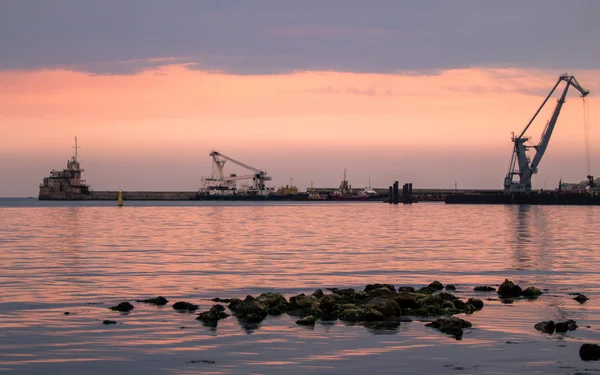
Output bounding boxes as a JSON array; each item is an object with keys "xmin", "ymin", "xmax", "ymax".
[
  {"xmin": 39, "ymin": 137, "xmax": 91, "ymax": 200},
  {"xmin": 331, "ymin": 169, "xmax": 369, "ymax": 201}
]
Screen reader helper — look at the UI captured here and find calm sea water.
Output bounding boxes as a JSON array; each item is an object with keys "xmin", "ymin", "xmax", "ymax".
[{"xmin": 0, "ymin": 199, "xmax": 599, "ymax": 374}]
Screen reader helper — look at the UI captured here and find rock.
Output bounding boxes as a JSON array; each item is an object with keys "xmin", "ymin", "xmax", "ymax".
[
  {"xmin": 474, "ymin": 286, "xmax": 496, "ymax": 292},
  {"xmin": 364, "ymin": 284, "xmax": 396, "ymax": 292},
  {"xmin": 394, "ymin": 295, "xmax": 419, "ymax": 309},
  {"xmin": 521, "ymin": 287, "xmax": 542, "ymax": 298},
  {"xmin": 580, "ymin": 343, "xmax": 600, "ymax": 361},
  {"xmin": 426, "ymin": 317, "xmax": 472, "ymax": 339},
  {"xmin": 418, "ymin": 295, "xmax": 444, "ymax": 308},
  {"xmin": 452, "ymin": 299, "xmax": 466, "ymax": 310},
  {"xmin": 428, "ymin": 281, "xmax": 444, "ymax": 290},
  {"xmin": 102, "ymin": 320, "xmax": 117, "ymax": 325},
  {"xmin": 312, "ymin": 289, "xmax": 324, "ymax": 299},
  {"xmin": 397, "ymin": 286, "xmax": 415, "ymax": 293},
  {"xmin": 296, "ymin": 315, "xmax": 316, "ymax": 325},
  {"xmin": 333, "ymin": 288, "xmax": 356, "ymax": 301},
  {"xmin": 534, "ymin": 320, "xmax": 555, "ymax": 334},
  {"xmin": 229, "ymin": 295, "xmax": 268, "ymax": 322},
  {"xmin": 574, "ymin": 294, "xmax": 589, "ymax": 304},
  {"xmin": 416, "ymin": 287, "xmax": 435, "ymax": 294},
  {"xmin": 364, "ymin": 297, "xmax": 401, "ymax": 318},
  {"xmin": 317, "ymin": 294, "xmax": 341, "ymax": 320},
  {"xmin": 339, "ymin": 307, "xmax": 364, "ymax": 322},
  {"xmin": 467, "ymin": 298, "xmax": 484, "ymax": 310},
  {"xmin": 365, "ymin": 287, "xmax": 396, "ymax": 298},
  {"xmin": 211, "ymin": 297, "xmax": 232, "ymax": 303},
  {"xmin": 109, "ymin": 302, "xmax": 134, "ymax": 312},
  {"xmin": 255, "ymin": 292, "xmax": 288, "ymax": 315},
  {"xmin": 172, "ymin": 301, "xmax": 199, "ymax": 312},
  {"xmin": 136, "ymin": 296, "xmax": 169, "ymax": 306},
  {"xmin": 196, "ymin": 304, "xmax": 229, "ymax": 326},
  {"xmin": 437, "ymin": 292, "xmax": 457, "ymax": 301},
  {"xmin": 555, "ymin": 320, "xmax": 577, "ymax": 333},
  {"xmin": 64, "ymin": 312, "xmax": 70, "ymax": 315},
  {"xmin": 445, "ymin": 284, "xmax": 456, "ymax": 291},
  {"xmin": 497, "ymin": 279, "xmax": 522, "ymax": 298},
  {"xmin": 288, "ymin": 293, "xmax": 316, "ymax": 310},
  {"xmin": 364, "ymin": 308, "xmax": 385, "ymax": 322}
]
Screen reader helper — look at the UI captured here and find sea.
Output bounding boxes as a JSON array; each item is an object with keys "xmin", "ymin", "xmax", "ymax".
[{"xmin": 0, "ymin": 199, "xmax": 599, "ymax": 374}]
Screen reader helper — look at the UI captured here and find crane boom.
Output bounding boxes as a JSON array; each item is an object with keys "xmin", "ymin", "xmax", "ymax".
[
  {"xmin": 504, "ymin": 74, "xmax": 590, "ymax": 194},
  {"xmin": 207, "ymin": 151, "xmax": 272, "ymax": 194}
]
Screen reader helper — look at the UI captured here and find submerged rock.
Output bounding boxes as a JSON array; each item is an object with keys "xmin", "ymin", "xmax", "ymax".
[
  {"xmin": 296, "ymin": 315, "xmax": 316, "ymax": 326},
  {"xmin": 211, "ymin": 297, "xmax": 232, "ymax": 303},
  {"xmin": 425, "ymin": 317, "xmax": 472, "ymax": 340},
  {"xmin": 521, "ymin": 287, "xmax": 542, "ymax": 298},
  {"xmin": 172, "ymin": 301, "xmax": 199, "ymax": 312},
  {"xmin": 109, "ymin": 302, "xmax": 134, "ymax": 312},
  {"xmin": 467, "ymin": 298, "xmax": 484, "ymax": 310},
  {"xmin": 534, "ymin": 320, "xmax": 555, "ymax": 334},
  {"xmin": 555, "ymin": 320, "xmax": 577, "ymax": 333},
  {"xmin": 497, "ymin": 279, "xmax": 522, "ymax": 298},
  {"xmin": 136, "ymin": 296, "xmax": 169, "ymax": 306},
  {"xmin": 580, "ymin": 343, "xmax": 600, "ymax": 361},
  {"xmin": 196, "ymin": 304, "xmax": 229, "ymax": 326},
  {"xmin": 474, "ymin": 286, "xmax": 496, "ymax": 292},
  {"xmin": 574, "ymin": 294, "xmax": 589, "ymax": 304},
  {"xmin": 102, "ymin": 320, "xmax": 117, "ymax": 325}
]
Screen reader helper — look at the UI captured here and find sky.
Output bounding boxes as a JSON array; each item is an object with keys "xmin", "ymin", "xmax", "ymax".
[{"xmin": 1, "ymin": 1, "xmax": 599, "ymax": 196}]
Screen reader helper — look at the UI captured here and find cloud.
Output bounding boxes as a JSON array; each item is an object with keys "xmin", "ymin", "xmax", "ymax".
[{"xmin": 1, "ymin": 1, "xmax": 599, "ymax": 75}]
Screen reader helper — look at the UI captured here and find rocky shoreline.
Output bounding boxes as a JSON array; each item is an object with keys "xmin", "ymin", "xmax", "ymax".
[{"xmin": 99, "ymin": 278, "xmax": 597, "ymax": 361}]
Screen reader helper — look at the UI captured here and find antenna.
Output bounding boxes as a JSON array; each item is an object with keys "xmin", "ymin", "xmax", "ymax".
[{"xmin": 73, "ymin": 136, "xmax": 80, "ymax": 160}]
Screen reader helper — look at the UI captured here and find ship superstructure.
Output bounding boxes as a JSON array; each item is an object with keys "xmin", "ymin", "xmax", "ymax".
[{"xmin": 39, "ymin": 137, "xmax": 90, "ymax": 199}]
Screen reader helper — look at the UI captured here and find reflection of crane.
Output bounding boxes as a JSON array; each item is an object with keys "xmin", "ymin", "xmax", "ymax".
[
  {"xmin": 504, "ymin": 74, "xmax": 590, "ymax": 194},
  {"xmin": 209, "ymin": 151, "xmax": 272, "ymax": 193}
]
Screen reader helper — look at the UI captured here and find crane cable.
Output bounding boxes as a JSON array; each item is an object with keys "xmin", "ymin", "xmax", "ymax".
[{"xmin": 583, "ymin": 97, "xmax": 591, "ymax": 176}]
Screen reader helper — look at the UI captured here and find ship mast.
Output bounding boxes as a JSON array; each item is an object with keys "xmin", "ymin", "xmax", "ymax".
[{"xmin": 73, "ymin": 136, "xmax": 80, "ymax": 161}]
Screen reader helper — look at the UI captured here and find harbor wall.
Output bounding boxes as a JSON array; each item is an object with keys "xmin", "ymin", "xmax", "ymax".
[{"xmin": 39, "ymin": 191, "xmax": 198, "ymax": 201}]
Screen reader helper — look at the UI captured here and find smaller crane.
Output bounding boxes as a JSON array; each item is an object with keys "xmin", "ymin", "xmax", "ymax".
[{"xmin": 504, "ymin": 74, "xmax": 590, "ymax": 194}]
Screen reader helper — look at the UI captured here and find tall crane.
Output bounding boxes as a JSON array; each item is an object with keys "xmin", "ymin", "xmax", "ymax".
[
  {"xmin": 503, "ymin": 74, "xmax": 590, "ymax": 194},
  {"xmin": 209, "ymin": 151, "xmax": 272, "ymax": 193}
]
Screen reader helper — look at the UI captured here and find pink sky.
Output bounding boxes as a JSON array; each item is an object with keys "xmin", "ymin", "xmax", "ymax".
[{"xmin": 0, "ymin": 65, "xmax": 598, "ymax": 196}]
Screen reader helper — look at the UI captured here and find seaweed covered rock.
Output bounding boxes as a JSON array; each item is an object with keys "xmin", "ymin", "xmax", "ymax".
[
  {"xmin": 364, "ymin": 297, "xmax": 401, "ymax": 318},
  {"xmin": 397, "ymin": 286, "xmax": 415, "ymax": 293},
  {"xmin": 428, "ymin": 281, "xmax": 444, "ymax": 290},
  {"xmin": 136, "ymin": 296, "xmax": 169, "ymax": 306},
  {"xmin": 109, "ymin": 302, "xmax": 134, "ymax": 312},
  {"xmin": 365, "ymin": 287, "xmax": 396, "ymax": 298},
  {"xmin": 296, "ymin": 315, "xmax": 315, "ymax": 326},
  {"xmin": 580, "ymin": 344, "xmax": 600, "ymax": 361},
  {"xmin": 317, "ymin": 294, "xmax": 342, "ymax": 320},
  {"xmin": 418, "ymin": 295, "xmax": 444, "ymax": 308},
  {"xmin": 445, "ymin": 284, "xmax": 456, "ymax": 291},
  {"xmin": 339, "ymin": 306, "xmax": 364, "ymax": 322},
  {"xmin": 521, "ymin": 286, "xmax": 542, "ymax": 298},
  {"xmin": 196, "ymin": 304, "xmax": 229, "ymax": 326},
  {"xmin": 574, "ymin": 294, "xmax": 589, "ymax": 304},
  {"xmin": 228, "ymin": 295, "xmax": 267, "ymax": 322},
  {"xmin": 394, "ymin": 295, "xmax": 419, "ymax": 309},
  {"xmin": 474, "ymin": 286, "xmax": 496, "ymax": 292},
  {"xmin": 497, "ymin": 279, "xmax": 522, "ymax": 298},
  {"xmin": 312, "ymin": 289, "xmax": 324, "ymax": 299},
  {"xmin": 172, "ymin": 301, "xmax": 199, "ymax": 312},
  {"xmin": 426, "ymin": 317, "xmax": 472, "ymax": 340},
  {"xmin": 364, "ymin": 284, "xmax": 396, "ymax": 293},
  {"xmin": 255, "ymin": 292, "xmax": 288, "ymax": 315},
  {"xmin": 288, "ymin": 293, "xmax": 316, "ymax": 310}
]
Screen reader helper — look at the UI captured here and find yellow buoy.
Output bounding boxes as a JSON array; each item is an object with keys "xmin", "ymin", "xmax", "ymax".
[{"xmin": 117, "ymin": 190, "xmax": 123, "ymax": 207}]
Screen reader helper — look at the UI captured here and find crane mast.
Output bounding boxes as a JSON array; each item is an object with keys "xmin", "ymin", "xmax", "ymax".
[{"xmin": 503, "ymin": 74, "xmax": 590, "ymax": 194}]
